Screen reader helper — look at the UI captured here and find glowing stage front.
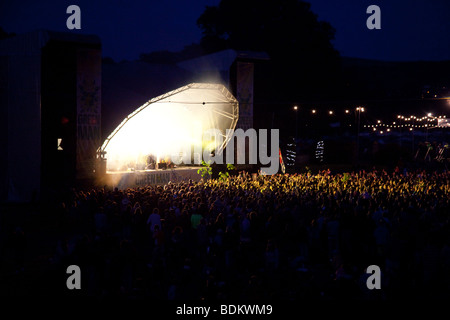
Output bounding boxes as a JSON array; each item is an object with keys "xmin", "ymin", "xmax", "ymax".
[{"xmin": 99, "ymin": 83, "xmax": 239, "ymax": 173}]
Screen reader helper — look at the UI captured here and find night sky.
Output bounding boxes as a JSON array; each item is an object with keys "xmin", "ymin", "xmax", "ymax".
[{"xmin": 1, "ymin": 0, "xmax": 449, "ymax": 62}]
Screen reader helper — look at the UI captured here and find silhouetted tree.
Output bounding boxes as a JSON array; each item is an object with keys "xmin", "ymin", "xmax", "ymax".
[{"xmin": 197, "ymin": 0, "xmax": 341, "ymax": 100}]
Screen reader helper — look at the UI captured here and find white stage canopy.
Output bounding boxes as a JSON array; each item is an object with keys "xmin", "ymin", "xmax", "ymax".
[{"xmin": 100, "ymin": 83, "xmax": 239, "ymax": 172}]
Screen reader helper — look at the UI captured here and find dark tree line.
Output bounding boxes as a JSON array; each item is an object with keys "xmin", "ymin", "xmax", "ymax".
[
  {"xmin": 197, "ymin": 0, "xmax": 341, "ymax": 98},
  {"xmin": 140, "ymin": 0, "xmax": 342, "ymax": 101}
]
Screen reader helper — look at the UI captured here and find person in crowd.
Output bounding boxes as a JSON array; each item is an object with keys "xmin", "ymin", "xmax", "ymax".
[
  {"xmin": 147, "ymin": 207, "xmax": 162, "ymax": 234},
  {"xmin": 41, "ymin": 167, "xmax": 449, "ymax": 300}
]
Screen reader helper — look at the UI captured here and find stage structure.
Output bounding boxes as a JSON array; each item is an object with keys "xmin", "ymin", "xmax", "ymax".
[
  {"xmin": 1, "ymin": 30, "xmax": 101, "ymax": 202},
  {"xmin": 98, "ymin": 83, "xmax": 239, "ymax": 184}
]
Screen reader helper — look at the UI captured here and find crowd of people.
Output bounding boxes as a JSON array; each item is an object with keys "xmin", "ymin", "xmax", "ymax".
[{"xmin": 32, "ymin": 168, "xmax": 450, "ymax": 299}]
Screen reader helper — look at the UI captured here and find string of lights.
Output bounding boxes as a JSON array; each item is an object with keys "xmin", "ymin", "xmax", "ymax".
[
  {"xmin": 363, "ymin": 114, "xmax": 448, "ymax": 133},
  {"xmin": 288, "ymin": 104, "xmax": 449, "ymax": 134}
]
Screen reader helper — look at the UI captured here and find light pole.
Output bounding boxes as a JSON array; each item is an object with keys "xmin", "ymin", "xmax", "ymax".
[
  {"xmin": 293, "ymin": 105, "xmax": 298, "ymax": 140},
  {"xmin": 398, "ymin": 115, "xmax": 403, "ymax": 148},
  {"xmin": 426, "ymin": 113, "xmax": 433, "ymax": 142},
  {"xmin": 411, "ymin": 116, "xmax": 416, "ymax": 155},
  {"xmin": 356, "ymin": 106, "xmax": 364, "ymax": 163}
]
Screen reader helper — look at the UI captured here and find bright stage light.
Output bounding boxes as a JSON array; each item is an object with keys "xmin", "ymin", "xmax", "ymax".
[{"xmin": 100, "ymin": 83, "xmax": 239, "ymax": 172}]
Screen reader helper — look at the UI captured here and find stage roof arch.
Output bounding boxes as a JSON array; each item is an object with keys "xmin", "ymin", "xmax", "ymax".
[{"xmin": 100, "ymin": 82, "xmax": 239, "ymax": 172}]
